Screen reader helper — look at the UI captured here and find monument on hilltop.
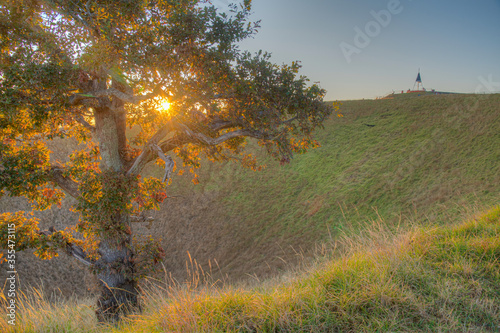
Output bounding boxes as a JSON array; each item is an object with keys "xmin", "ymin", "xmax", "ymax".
[{"xmin": 411, "ymin": 69, "xmax": 425, "ymax": 92}]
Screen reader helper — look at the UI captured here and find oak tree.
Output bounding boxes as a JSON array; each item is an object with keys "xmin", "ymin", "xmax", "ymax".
[{"xmin": 0, "ymin": 0, "xmax": 333, "ymax": 322}]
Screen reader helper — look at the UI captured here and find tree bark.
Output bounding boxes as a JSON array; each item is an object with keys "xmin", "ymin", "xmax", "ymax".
[
  {"xmin": 92, "ymin": 80, "xmax": 138, "ymax": 321},
  {"xmin": 95, "ymin": 108, "xmax": 124, "ymax": 172},
  {"xmin": 94, "ymin": 234, "xmax": 138, "ymax": 322}
]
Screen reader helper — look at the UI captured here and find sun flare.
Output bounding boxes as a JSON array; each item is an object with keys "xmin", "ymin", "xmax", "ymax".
[{"xmin": 159, "ymin": 99, "xmax": 171, "ymax": 113}]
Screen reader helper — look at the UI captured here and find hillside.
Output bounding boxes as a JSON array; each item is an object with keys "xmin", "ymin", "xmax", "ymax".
[
  {"xmin": 3, "ymin": 205, "xmax": 500, "ymax": 332},
  {"xmin": 153, "ymin": 93, "xmax": 500, "ymax": 282},
  {"xmin": 1, "ymin": 93, "xmax": 499, "ymax": 297}
]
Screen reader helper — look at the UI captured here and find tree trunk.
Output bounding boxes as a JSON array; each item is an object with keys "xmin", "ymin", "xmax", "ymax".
[
  {"xmin": 94, "ymin": 236, "xmax": 139, "ymax": 322},
  {"xmin": 91, "ymin": 75, "xmax": 139, "ymax": 322},
  {"xmin": 95, "ymin": 109, "xmax": 124, "ymax": 172}
]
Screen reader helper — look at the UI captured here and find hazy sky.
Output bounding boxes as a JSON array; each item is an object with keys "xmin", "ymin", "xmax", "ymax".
[{"xmin": 215, "ymin": 0, "xmax": 500, "ymax": 100}]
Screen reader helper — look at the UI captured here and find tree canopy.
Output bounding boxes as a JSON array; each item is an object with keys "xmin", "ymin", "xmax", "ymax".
[{"xmin": 0, "ymin": 0, "xmax": 334, "ymax": 321}]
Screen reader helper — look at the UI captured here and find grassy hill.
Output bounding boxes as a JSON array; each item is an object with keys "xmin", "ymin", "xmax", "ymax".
[
  {"xmin": 3, "ymin": 205, "xmax": 500, "ymax": 332},
  {"xmin": 150, "ymin": 93, "xmax": 500, "ymax": 283},
  {"xmin": 1, "ymin": 93, "xmax": 499, "ymax": 305}
]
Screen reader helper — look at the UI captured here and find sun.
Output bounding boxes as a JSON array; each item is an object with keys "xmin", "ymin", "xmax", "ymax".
[{"xmin": 159, "ymin": 99, "xmax": 171, "ymax": 113}]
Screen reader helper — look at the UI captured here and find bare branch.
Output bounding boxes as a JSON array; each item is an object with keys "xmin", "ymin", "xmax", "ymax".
[
  {"xmin": 208, "ymin": 120, "xmax": 237, "ymax": 131},
  {"xmin": 158, "ymin": 135, "xmax": 191, "ymax": 152},
  {"xmin": 282, "ymin": 116, "xmax": 298, "ymax": 125},
  {"xmin": 67, "ymin": 242, "xmax": 94, "ymax": 266},
  {"xmin": 75, "ymin": 114, "xmax": 95, "ymax": 132},
  {"xmin": 132, "ymin": 134, "xmax": 191, "ymax": 168},
  {"xmin": 177, "ymin": 122, "xmax": 262, "ymax": 145},
  {"xmin": 68, "ymin": 94, "xmax": 99, "ymax": 106},
  {"xmin": 150, "ymin": 144, "xmax": 174, "ymax": 183},
  {"xmin": 48, "ymin": 167, "xmax": 80, "ymax": 199},
  {"xmin": 130, "ymin": 215, "xmax": 155, "ymax": 223},
  {"xmin": 127, "ymin": 118, "xmax": 268, "ymax": 176},
  {"xmin": 131, "ymin": 214, "xmax": 155, "ymax": 229},
  {"xmin": 38, "ymin": 227, "xmax": 94, "ymax": 267},
  {"xmin": 126, "ymin": 123, "xmax": 174, "ymax": 177},
  {"xmin": 127, "ymin": 110, "xmax": 277, "ymax": 178}
]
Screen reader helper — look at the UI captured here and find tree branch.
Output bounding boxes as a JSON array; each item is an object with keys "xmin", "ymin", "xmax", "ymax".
[
  {"xmin": 150, "ymin": 144, "xmax": 174, "ymax": 183},
  {"xmin": 127, "ymin": 118, "xmax": 268, "ymax": 176},
  {"xmin": 75, "ymin": 114, "xmax": 96, "ymax": 132},
  {"xmin": 208, "ymin": 120, "xmax": 238, "ymax": 131},
  {"xmin": 66, "ymin": 242, "xmax": 94, "ymax": 266},
  {"xmin": 68, "ymin": 94, "xmax": 99, "ymax": 107},
  {"xmin": 130, "ymin": 134, "xmax": 192, "ymax": 170},
  {"xmin": 282, "ymin": 116, "xmax": 298, "ymax": 125},
  {"xmin": 126, "ymin": 123, "xmax": 174, "ymax": 177},
  {"xmin": 48, "ymin": 167, "xmax": 80, "ymax": 199},
  {"xmin": 39, "ymin": 226, "xmax": 94, "ymax": 267},
  {"xmin": 70, "ymin": 85, "xmax": 163, "ymax": 106},
  {"xmin": 177, "ymin": 122, "xmax": 263, "ymax": 145}
]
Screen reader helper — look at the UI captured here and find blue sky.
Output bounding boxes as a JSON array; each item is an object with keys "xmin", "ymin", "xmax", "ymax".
[{"xmin": 216, "ymin": 0, "xmax": 500, "ymax": 100}]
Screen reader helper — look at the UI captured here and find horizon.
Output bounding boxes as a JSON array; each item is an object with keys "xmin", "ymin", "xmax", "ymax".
[{"xmin": 215, "ymin": 0, "xmax": 500, "ymax": 100}]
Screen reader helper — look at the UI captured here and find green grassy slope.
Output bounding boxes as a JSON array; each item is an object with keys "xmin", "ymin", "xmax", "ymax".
[
  {"xmin": 154, "ymin": 93, "xmax": 500, "ymax": 280},
  {"xmin": 4, "ymin": 205, "xmax": 500, "ymax": 332}
]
